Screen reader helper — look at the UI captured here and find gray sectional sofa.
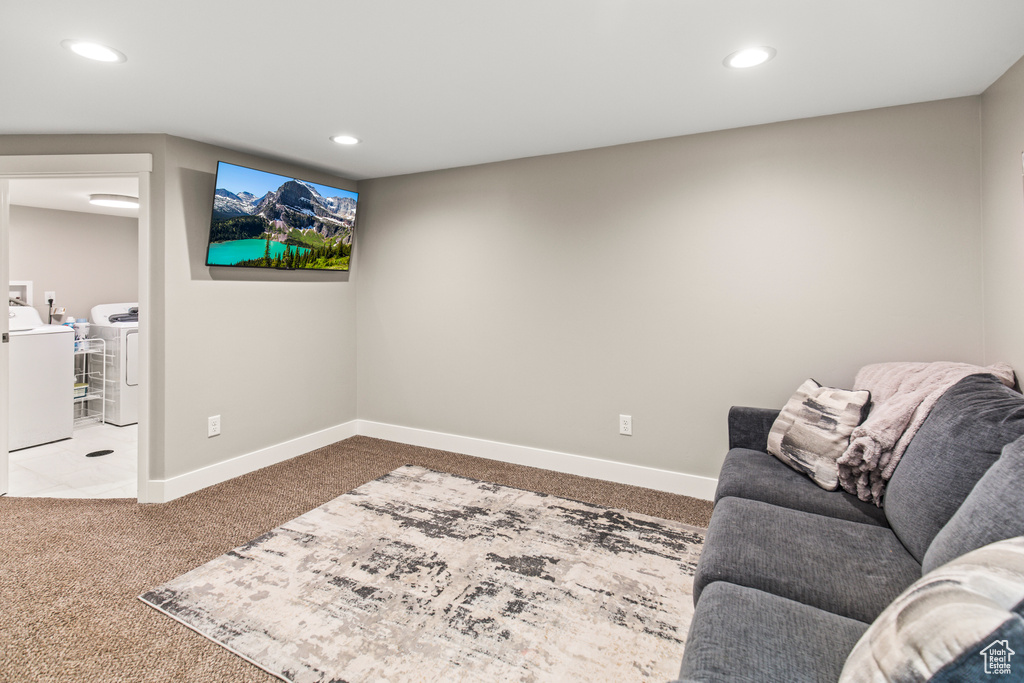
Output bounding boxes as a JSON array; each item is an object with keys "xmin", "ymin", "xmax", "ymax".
[{"xmin": 677, "ymin": 373, "xmax": 1024, "ymax": 682}]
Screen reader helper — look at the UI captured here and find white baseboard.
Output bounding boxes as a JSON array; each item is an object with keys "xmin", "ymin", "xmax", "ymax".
[
  {"xmin": 144, "ymin": 419, "xmax": 717, "ymax": 503},
  {"xmin": 356, "ymin": 420, "xmax": 717, "ymax": 500},
  {"xmin": 144, "ymin": 421, "xmax": 359, "ymax": 503}
]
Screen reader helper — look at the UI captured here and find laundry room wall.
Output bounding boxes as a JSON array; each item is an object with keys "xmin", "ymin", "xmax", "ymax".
[{"xmin": 9, "ymin": 205, "xmax": 138, "ymax": 323}]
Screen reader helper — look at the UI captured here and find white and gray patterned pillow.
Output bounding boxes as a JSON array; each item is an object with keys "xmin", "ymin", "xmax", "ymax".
[
  {"xmin": 767, "ymin": 379, "xmax": 871, "ymax": 490},
  {"xmin": 840, "ymin": 536, "xmax": 1024, "ymax": 682}
]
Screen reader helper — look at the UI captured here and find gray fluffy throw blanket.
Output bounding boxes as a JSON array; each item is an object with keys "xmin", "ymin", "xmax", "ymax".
[{"xmin": 836, "ymin": 361, "xmax": 1015, "ymax": 506}]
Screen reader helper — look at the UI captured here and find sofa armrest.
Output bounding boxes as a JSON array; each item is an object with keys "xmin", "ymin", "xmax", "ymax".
[{"xmin": 728, "ymin": 406, "xmax": 781, "ymax": 452}]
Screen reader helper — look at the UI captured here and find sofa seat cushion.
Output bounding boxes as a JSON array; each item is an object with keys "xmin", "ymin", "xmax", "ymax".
[
  {"xmin": 716, "ymin": 448, "xmax": 889, "ymax": 527},
  {"xmin": 694, "ymin": 497, "xmax": 921, "ymax": 623},
  {"xmin": 884, "ymin": 374, "xmax": 1024, "ymax": 563},
  {"xmin": 678, "ymin": 581, "xmax": 869, "ymax": 683},
  {"xmin": 840, "ymin": 536, "xmax": 1024, "ymax": 682}
]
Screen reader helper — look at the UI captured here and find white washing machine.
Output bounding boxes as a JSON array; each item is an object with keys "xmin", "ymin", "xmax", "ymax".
[
  {"xmin": 89, "ymin": 303, "xmax": 139, "ymax": 427},
  {"xmin": 8, "ymin": 306, "xmax": 74, "ymax": 450}
]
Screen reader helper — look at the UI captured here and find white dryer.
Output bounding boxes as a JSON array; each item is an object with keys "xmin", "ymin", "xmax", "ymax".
[
  {"xmin": 89, "ymin": 303, "xmax": 139, "ymax": 426},
  {"xmin": 8, "ymin": 306, "xmax": 74, "ymax": 450}
]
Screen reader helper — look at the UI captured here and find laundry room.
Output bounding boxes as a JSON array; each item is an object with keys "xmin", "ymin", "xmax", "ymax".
[{"xmin": 6, "ymin": 176, "xmax": 140, "ymax": 498}]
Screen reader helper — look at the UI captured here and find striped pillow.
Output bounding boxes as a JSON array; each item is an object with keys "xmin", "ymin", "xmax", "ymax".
[
  {"xmin": 767, "ymin": 379, "xmax": 870, "ymax": 490},
  {"xmin": 840, "ymin": 536, "xmax": 1024, "ymax": 682}
]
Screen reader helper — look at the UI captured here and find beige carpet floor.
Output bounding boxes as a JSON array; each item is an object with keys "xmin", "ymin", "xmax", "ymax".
[{"xmin": 0, "ymin": 436, "xmax": 713, "ymax": 682}]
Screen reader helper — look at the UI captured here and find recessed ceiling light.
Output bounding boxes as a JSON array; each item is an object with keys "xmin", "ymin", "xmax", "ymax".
[
  {"xmin": 723, "ymin": 46, "xmax": 776, "ymax": 69},
  {"xmin": 331, "ymin": 135, "xmax": 360, "ymax": 146},
  {"xmin": 89, "ymin": 194, "xmax": 139, "ymax": 209},
  {"xmin": 61, "ymin": 39, "xmax": 127, "ymax": 63}
]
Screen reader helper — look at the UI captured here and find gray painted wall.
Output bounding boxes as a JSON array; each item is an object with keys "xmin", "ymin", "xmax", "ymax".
[
  {"xmin": 3, "ymin": 81, "xmax": 1010, "ymax": 493},
  {"xmin": 9, "ymin": 205, "xmax": 138, "ymax": 322},
  {"xmin": 159, "ymin": 136, "xmax": 358, "ymax": 479},
  {"xmin": 356, "ymin": 98, "xmax": 986, "ymax": 478},
  {"xmin": 982, "ymin": 56, "xmax": 1024, "ymax": 369}
]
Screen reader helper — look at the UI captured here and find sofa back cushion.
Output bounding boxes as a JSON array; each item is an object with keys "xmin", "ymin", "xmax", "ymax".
[
  {"xmin": 923, "ymin": 433, "xmax": 1024, "ymax": 573},
  {"xmin": 884, "ymin": 374, "xmax": 1024, "ymax": 563}
]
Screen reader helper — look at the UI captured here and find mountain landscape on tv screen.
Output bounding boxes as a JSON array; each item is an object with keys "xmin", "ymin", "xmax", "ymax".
[{"xmin": 208, "ymin": 179, "xmax": 356, "ymax": 270}]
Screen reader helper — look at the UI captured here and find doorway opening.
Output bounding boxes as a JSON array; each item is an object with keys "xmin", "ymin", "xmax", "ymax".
[
  {"xmin": 8, "ymin": 176, "xmax": 139, "ymax": 497},
  {"xmin": 1, "ymin": 153, "xmax": 152, "ymax": 502}
]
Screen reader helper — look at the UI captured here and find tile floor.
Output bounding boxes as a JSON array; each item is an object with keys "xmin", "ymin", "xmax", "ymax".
[{"xmin": 7, "ymin": 422, "xmax": 137, "ymax": 498}]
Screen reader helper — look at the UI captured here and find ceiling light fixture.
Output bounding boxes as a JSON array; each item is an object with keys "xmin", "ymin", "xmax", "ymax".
[
  {"xmin": 724, "ymin": 46, "xmax": 776, "ymax": 69},
  {"xmin": 61, "ymin": 39, "xmax": 127, "ymax": 63},
  {"xmin": 331, "ymin": 135, "xmax": 360, "ymax": 146},
  {"xmin": 89, "ymin": 194, "xmax": 139, "ymax": 209}
]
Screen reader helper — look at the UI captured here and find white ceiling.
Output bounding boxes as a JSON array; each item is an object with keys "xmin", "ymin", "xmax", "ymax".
[
  {"xmin": 3, "ymin": 1, "xmax": 1024, "ymax": 181},
  {"xmin": 8, "ymin": 177, "xmax": 139, "ymax": 217}
]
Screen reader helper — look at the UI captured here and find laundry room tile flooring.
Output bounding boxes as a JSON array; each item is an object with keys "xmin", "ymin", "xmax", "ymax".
[{"xmin": 7, "ymin": 422, "xmax": 137, "ymax": 498}]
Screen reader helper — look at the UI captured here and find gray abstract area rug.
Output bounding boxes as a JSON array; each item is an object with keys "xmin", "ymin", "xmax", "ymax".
[{"xmin": 140, "ymin": 465, "xmax": 705, "ymax": 682}]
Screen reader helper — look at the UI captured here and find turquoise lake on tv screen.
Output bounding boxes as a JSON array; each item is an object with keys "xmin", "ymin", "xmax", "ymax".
[{"xmin": 207, "ymin": 239, "xmax": 311, "ymax": 266}]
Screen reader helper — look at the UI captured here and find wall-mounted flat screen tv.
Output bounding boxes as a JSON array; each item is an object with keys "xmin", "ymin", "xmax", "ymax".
[{"xmin": 205, "ymin": 161, "xmax": 358, "ymax": 271}]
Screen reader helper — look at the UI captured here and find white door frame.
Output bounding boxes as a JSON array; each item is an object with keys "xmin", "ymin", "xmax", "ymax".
[
  {"xmin": 1, "ymin": 177, "xmax": 9, "ymax": 496},
  {"xmin": 0, "ymin": 154, "xmax": 153, "ymax": 502}
]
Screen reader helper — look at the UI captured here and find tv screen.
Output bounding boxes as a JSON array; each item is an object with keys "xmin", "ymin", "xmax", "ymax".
[{"xmin": 205, "ymin": 161, "xmax": 358, "ymax": 271}]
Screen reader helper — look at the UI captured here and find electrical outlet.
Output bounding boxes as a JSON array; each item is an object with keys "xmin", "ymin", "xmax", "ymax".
[
  {"xmin": 208, "ymin": 415, "xmax": 221, "ymax": 437},
  {"xmin": 619, "ymin": 414, "xmax": 633, "ymax": 436},
  {"xmin": 45, "ymin": 290, "xmax": 56, "ymax": 302}
]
